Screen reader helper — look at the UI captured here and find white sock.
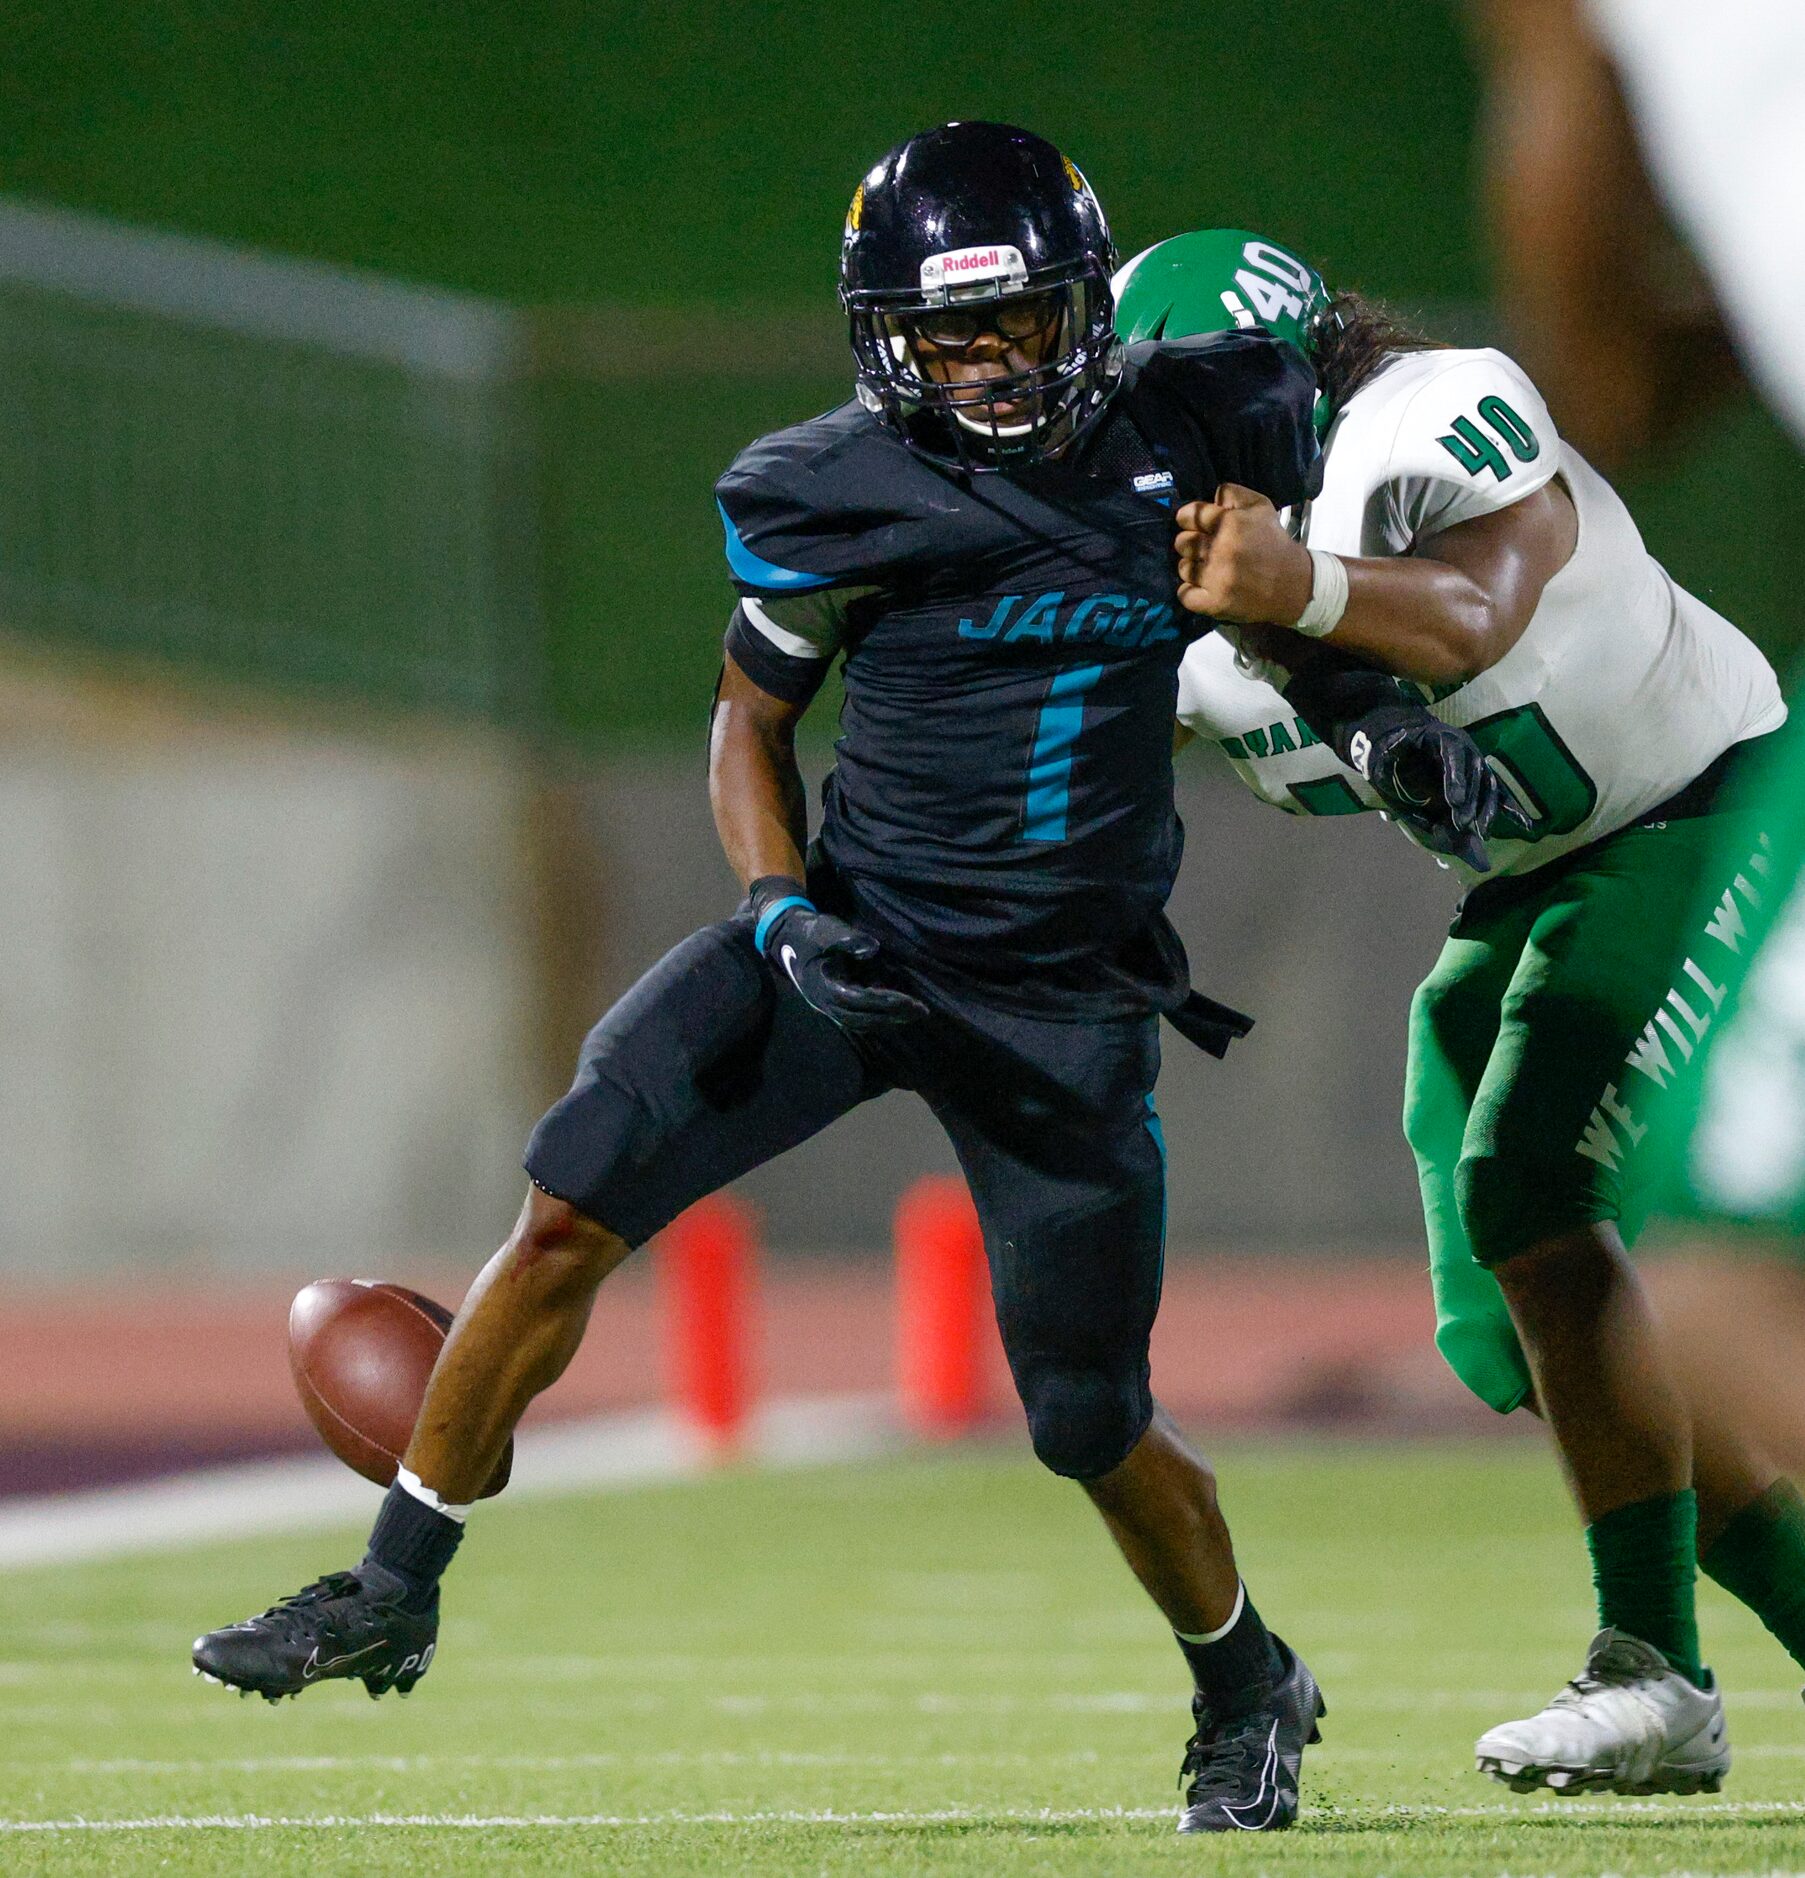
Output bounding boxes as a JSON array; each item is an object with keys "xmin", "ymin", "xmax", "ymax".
[{"xmin": 396, "ymin": 1465, "xmax": 472, "ymax": 1525}]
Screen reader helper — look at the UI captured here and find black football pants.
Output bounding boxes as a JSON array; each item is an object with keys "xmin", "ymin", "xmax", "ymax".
[{"xmin": 524, "ymin": 916, "xmax": 1169, "ymax": 1480}]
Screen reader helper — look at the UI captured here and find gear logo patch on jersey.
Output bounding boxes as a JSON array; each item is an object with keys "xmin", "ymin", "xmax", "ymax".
[
  {"xmin": 1133, "ymin": 469, "xmax": 1176, "ymax": 500},
  {"xmin": 919, "ymin": 245, "xmax": 1030, "ymax": 294}
]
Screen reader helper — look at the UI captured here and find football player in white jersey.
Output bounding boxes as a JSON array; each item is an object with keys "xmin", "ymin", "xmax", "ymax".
[{"xmin": 1115, "ymin": 229, "xmax": 1792, "ymax": 1796}]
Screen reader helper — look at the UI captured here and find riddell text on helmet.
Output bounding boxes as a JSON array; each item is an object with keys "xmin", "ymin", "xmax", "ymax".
[{"xmin": 919, "ymin": 244, "xmax": 1029, "ymax": 291}]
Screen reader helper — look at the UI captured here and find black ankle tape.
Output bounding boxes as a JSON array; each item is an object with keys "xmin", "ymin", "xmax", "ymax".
[{"xmin": 365, "ymin": 1480, "xmax": 463, "ymax": 1598}]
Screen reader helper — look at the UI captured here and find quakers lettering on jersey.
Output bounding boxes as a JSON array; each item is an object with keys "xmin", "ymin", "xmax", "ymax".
[{"xmin": 1174, "ymin": 346, "xmax": 1786, "ymax": 878}]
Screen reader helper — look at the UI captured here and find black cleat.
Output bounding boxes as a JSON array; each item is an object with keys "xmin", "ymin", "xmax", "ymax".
[
  {"xmin": 191, "ymin": 1566, "xmax": 438, "ymax": 1701},
  {"xmin": 1176, "ymin": 1637, "xmax": 1324, "ymax": 1833}
]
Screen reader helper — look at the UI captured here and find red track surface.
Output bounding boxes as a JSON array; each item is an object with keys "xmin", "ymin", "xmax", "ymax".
[{"xmin": 0, "ymin": 1255, "xmax": 1499, "ymax": 1496}]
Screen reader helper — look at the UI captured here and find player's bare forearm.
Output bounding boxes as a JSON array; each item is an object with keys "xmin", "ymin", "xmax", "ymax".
[
  {"xmin": 1208, "ymin": 570, "xmax": 1495, "ymax": 690},
  {"xmin": 1176, "ymin": 481, "xmax": 1576, "ymax": 687},
  {"xmin": 1473, "ymin": 0, "xmax": 1656, "ymax": 461},
  {"xmin": 1471, "ymin": 0, "xmax": 1739, "ymax": 462},
  {"xmin": 709, "ymin": 650, "xmax": 810, "ymax": 888},
  {"xmin": 1307, "ymin": 552, "xmax": 1524, "ymax": 687},
  {"xmin": 1332, "ymin": 487, "xmax": 1576, "ymax": 683}
]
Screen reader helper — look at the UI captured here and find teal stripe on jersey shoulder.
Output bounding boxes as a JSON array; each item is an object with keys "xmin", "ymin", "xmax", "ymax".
[{"xmin": 717, "ymin": 499, "xmax": 834, "ymax": 592}]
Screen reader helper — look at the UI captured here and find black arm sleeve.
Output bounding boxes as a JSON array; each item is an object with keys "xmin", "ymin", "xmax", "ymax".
[{"xmin": 723, "ymin": 604, "xmax": 834, "ymax": 707}]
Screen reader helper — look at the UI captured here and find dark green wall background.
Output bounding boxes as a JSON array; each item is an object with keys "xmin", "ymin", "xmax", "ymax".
[
  {"xmin": 5, "ymin": 1, "xmax": 1483, "ymax": 304},
  {"xmin": 7, "ymin": 1, "xmax": 1801, "ymax": 741}
]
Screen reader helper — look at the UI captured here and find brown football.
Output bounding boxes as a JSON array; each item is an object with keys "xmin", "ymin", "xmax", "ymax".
[{"xmin": 288, "ymin": 1279, "xmax": 512, "ymax": 1498}]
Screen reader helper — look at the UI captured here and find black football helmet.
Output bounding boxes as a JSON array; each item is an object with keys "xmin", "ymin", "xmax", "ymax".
[{"xmin": 839, "ymin": 122, "xmax": 1121, "ymax": 471}]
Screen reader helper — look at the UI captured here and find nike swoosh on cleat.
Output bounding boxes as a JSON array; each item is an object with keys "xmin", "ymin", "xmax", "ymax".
[
  {"xmin": 301, "ymin": 1640, "xmax": 389, "ymax": 1681},
  {"xmin": 1219, "ymin": 1721, "xmax": 1283, "ymax": 1831}
]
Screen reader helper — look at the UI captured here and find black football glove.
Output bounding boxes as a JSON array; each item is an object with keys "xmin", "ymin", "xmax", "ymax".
[
  {"xmin": 749, "ymin": 876, "xmax": 928, "ymax": 1034},
  {"xmin": 1282, "ymin": 654, "xmax": 1502, "ymax": 873},
  {"xmin": 1346, "ymin": 703, "xmax": 1504, "ymax": 872}
]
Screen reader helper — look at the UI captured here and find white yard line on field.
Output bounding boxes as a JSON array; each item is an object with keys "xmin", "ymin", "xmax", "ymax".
[
  {"xmin": 0, "ymin": 1394, "xmax": 898, "ymax": 1569},
  {"xmin": 17, "ymin": 1749, "xmax": 1117, "ymax": 1776},
  {"xmin": 8, "ymin": 1800, "xmax": 1805, "ymax": 1833},
  {"xmin": 45, "ymin": 1740, "xmax": 1805, "ymax": 1777},
  {"xmin": 6, "ymin": 1682, "xmax": 1802, "ymax": 1733},
  {"xmin": 0, "ymin": 1808, "xmax": 1176, "ymax": 1833}
]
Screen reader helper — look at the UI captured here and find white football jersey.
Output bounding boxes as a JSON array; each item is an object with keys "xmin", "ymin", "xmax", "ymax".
[{"xmin": 1175, "ymin": 347, "xmax": 1786, "ymax": 880}]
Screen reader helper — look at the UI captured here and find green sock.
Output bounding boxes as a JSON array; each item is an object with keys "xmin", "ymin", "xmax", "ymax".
[
  {"xmin": 1586, "ymin": 1489, "xmax": 1703, "ymax": 1685},
  {"xmin": 1701, "ymin": 1479, "xmax": 1805, "ymax": 1675}
]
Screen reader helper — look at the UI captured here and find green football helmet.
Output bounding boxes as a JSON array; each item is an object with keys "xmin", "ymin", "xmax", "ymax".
[{"xmin": 1113, "ymin": 228, "xmax": 1337, "ymax": 431}]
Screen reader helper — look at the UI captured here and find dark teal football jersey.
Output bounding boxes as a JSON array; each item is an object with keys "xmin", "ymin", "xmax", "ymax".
[{"xmin": 715, "ymin": 332, "xmax": 1319, "ymax": 1012}]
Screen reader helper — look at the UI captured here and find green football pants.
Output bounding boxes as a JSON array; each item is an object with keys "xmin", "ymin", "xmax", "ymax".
[
  {"xmin": 1405, "ymin": 808, "xmax": 1770, "ymax": 1415},
  {"xmin": 1659, "ymin": 712, "xmax": 1805, "ymax": 1233}
]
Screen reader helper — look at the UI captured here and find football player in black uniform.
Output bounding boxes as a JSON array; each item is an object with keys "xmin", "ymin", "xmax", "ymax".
[{"xmin": 194, "ymin": 123, "xmax": 1498, "ymax": 1833}]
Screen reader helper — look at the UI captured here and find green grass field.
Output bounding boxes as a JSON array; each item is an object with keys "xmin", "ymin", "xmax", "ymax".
[{"xmin": 5, "ymin": 1441, "xmax": 1805, "ymax": 1875}]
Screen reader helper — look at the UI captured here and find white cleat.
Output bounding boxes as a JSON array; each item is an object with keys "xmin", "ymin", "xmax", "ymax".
[{"xmin": 1475, "ymin": 1628, "xmax": 1729, "ymax": 1797}]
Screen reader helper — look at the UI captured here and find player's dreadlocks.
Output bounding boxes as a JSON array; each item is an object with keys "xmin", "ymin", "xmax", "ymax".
[{"xmin": 1314, "ymin": 291, "xmax": 1445, "ymax": 415}]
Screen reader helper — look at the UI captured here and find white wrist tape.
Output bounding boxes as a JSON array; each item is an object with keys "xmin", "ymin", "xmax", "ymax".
[
  {"xmin": 397, "ymin": 1465, "xmax": 471, "ymax": 1524},
  {"xmin": 1293, "ymin": 549, "xmax": 1349, "ymax": 639}
]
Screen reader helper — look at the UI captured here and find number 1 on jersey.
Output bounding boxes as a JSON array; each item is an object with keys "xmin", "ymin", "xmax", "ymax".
[{"xmin": 1020, "ymin": 663, "xmax": 1105, "ymax": 842}]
